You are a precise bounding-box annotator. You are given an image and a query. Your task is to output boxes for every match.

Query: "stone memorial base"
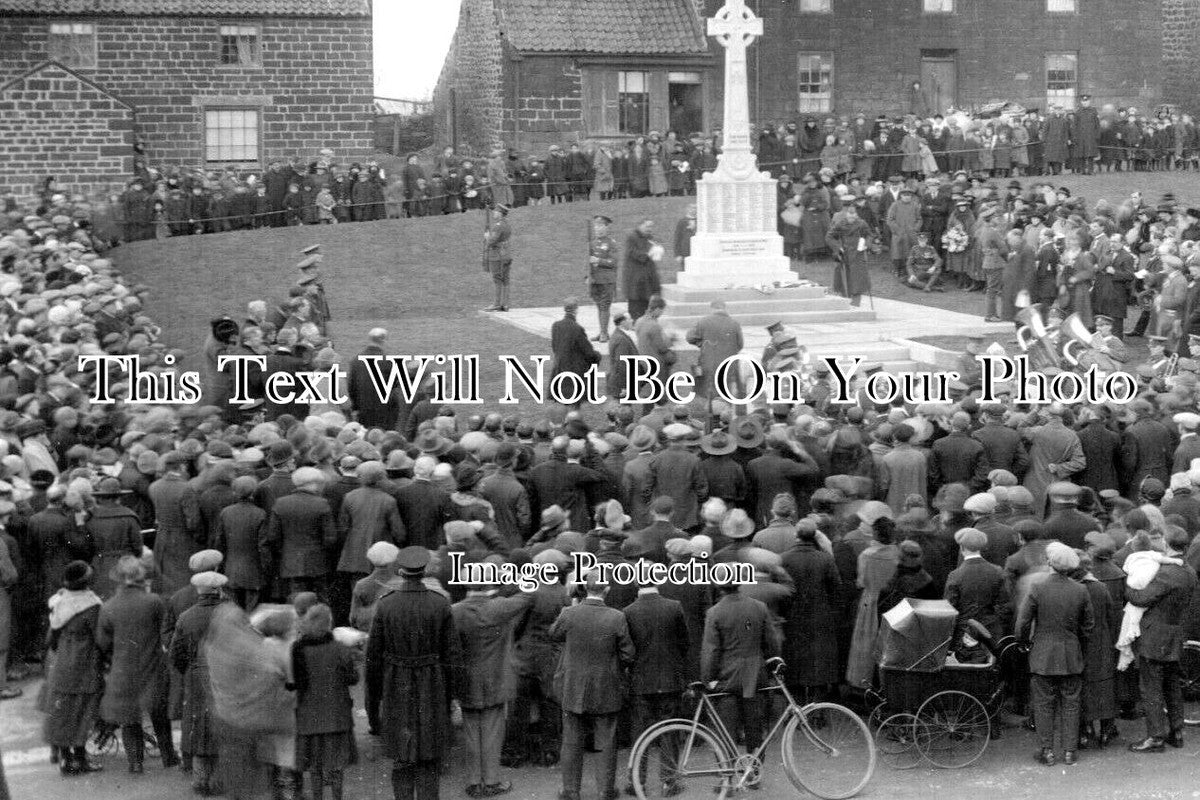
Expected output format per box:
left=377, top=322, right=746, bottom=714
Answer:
left=677, top=170, right=796, bottom=289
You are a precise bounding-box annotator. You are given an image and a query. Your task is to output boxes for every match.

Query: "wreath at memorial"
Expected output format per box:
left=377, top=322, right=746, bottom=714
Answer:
left=942, top=227, right=970, bottom=253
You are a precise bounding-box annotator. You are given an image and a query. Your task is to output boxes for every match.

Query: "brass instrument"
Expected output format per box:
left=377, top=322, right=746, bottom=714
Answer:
left=1059, top=313, right=1095, bottom=368
left=1015, top=304, right=1062, bottom=371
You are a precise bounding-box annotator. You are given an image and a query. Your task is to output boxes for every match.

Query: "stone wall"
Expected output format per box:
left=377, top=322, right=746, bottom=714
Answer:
left=734, top=0, right=1166, bottom=120
left=0, top=63, right=134, bottom=203
left=506, top=56, right=586, bottom=152
left=0, top=15, right=374, bottom=201
left=431, top=0, right=505, bottom=155
left=1163, top=0, right=1200, bottom=107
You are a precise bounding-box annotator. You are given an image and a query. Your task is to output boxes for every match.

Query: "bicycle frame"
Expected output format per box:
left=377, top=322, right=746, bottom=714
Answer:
left=683, top=676, right=813, bottom=791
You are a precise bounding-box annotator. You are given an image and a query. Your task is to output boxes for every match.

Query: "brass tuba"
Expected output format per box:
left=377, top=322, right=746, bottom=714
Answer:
left=1059, top=313, right=1095, bottom=367
left=1015, top=304, right=1061, bottom=371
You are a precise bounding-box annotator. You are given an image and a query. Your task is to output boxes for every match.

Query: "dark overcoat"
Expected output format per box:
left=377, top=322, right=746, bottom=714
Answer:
left=549, top=597, right=635, bottom=714
left=348, top=345, right=403, bottom=431
left=550, top=314, right=601, bottom=379
left=1015, top=571, right=1094, bottom=675
left=700, top=591, right=782, bottom=698
left=623, top=231, right=662, bottom=304
left=170, top=594, right=225, bottom=756
left=780, top=541, right=841, bottom=687
left=622, top=591, right=689, bottom=695
left=366, top=581, right=460, bottom=762
left=291, top=634, right=358, bottom=735
left=213, top=500, right=267, bottom=590
left=86, top=503, right=142, bottom=598
left=944, top=556, right=1008, bottom=639
left=511, top=581, right=570, bottom=693
left=263, top=490, right=338, bottom=579
left=451, top=592, right=533, bottom=709
left=97, top=585, right=169, bottom=724
left=149, top=474, right=203, bottom=596
left=1080, top=577, right=1118, bottom=721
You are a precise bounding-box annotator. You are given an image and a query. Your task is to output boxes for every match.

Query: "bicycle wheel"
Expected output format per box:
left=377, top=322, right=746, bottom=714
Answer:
left=874, top=713, right=925, bottom=771
left=915, top=690, right=989, bottom=769
left=1181, top=641, right=1200, bottom=726
left=781, top=702, right=876, bottom=800
left=630, top=721, right=733, bottom=800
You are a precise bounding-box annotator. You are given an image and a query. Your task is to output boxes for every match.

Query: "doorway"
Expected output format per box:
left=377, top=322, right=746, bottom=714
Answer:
left=920, top=51, right=957, bottom=114
left=669, top=71, right=704, bottom=135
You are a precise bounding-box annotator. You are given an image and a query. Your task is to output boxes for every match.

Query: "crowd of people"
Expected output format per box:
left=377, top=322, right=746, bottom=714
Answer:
left=36, top=95, right=1191, bottom=250
left=5, top=138, right=1200, bottom=800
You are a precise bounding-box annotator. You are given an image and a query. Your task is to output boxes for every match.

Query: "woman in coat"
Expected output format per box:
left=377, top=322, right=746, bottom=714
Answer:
left=43, top=561, right=104, bottom=776
left=780, top=523, right=841, bottom=702
left=798, top=174, right=831, bottom=259
left=845, top=517, right=900, bottom=689
left=290, top=604, right=358, bottom=800
left=899, top=130, right=923, bottom=178
left=96, top=556, right=176, bottom=773
left=1059, top=234, right=1096, bottom=327
left=1076, top=553, right=1120, bottom=748
left=86, top=478, right=143, bottom=598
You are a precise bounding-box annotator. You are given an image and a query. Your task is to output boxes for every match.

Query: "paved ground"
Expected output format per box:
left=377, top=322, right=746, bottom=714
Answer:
left=4, top=675, right=1200, bottom=800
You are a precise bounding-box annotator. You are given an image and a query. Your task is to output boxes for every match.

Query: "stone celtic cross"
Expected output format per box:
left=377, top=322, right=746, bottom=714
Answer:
left=708, top=0, right=763, bottom=177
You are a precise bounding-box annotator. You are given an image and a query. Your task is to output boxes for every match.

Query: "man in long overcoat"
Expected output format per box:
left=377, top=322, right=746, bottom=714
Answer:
left=169, top=571, right=228, bottom=794
left=149, top=452, right=203, bottom=596
left=622, top=582, right=689, bottom=776
left=1121, top=399, right=1177, bottom=501
left=550, top=299, right=600, bottom=404
left=886, top=188, right=921, bottom=280
left=1041, top=108, right=1071, bottom=174
left=825, top=204, right=872, bottom=307
left=261, top=467, right=338, bottom=599
left=623, top=219, right=663, bottom=322
left=1071, top=95, right=1101, bottom=174
left=685, top=300, right=744, bottom=400
left=1021, top=404, right=1086, bottom=515
left=549, top=570, right=635, bottom=800
left=366, top=546, right=461, bottom=800
left=348, top=328, right=404, bottom=431
left=97, top=556, right=177, bottom=772
left=780, top=523, right=841, bottom=701
left=1015, top=543, right=1094, bottom=766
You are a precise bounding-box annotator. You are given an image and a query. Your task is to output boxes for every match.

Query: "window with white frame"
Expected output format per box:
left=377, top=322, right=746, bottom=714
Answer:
left=797, top=53, right=833, bottom=113
left=1046, top=53, right=1078, bottom=110
left=923, top=0, right=954, bottom=12
left=1047, top=0, right=1077, bottom=11
left=47, top=22, right=97, bottom=69
left=799, top=0, right=832, bottom=13
left=618, top=70, right=651, bottom=135
left=219, top=24, right=261, bottom=65
left=204, top=109, right=260, bottom=163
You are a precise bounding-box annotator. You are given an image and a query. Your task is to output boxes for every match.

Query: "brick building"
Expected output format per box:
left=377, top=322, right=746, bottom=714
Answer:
left=437, top=0, right=1195, bottom=154
left=432, top=0, right=718, bottom=154
left=0, top=0, right=375, bottom=204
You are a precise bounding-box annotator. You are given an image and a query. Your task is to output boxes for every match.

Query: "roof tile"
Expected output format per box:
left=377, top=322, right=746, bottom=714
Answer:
left=500, top=0, right=708, bottom=55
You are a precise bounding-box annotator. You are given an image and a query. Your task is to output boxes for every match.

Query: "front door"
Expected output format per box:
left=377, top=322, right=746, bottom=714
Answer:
left=669, top=71, right=704, bottom=135
left=920, top=56, right=957, bottom=115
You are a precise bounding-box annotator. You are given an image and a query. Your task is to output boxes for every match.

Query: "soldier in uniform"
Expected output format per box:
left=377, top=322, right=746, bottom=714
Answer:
left=1147, top=335, right=1174, bottom=377
left=905, top=230, right=943, bottom=292
left=483, top=204, right=513, bottom=313
left=586, top=215, right=618, bottom=342
left=366, top=546, right=462, bottom=800
left=297, top=244, right=331, bottom=329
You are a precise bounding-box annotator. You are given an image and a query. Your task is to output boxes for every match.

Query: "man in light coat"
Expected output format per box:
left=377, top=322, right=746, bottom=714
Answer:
left=685, top=301, right=744, bottom=400
left=1021, top=404, right=1086, bottom=515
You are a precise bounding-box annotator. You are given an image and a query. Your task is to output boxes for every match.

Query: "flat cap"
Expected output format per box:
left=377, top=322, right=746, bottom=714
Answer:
left=188, top=549, right=224, bottom=572
left=954, top=527, right=989, bottom=551
left=1048, top=481, right=1081, bottom=499
left=366, top=541, right=400, bottom=567
left=964, top=493, right=998, bottom=514
left=191, top=571, right=228, bottom=591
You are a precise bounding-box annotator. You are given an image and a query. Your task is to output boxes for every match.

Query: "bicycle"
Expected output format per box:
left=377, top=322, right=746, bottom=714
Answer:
left=628, top=657, right=875, bottom=800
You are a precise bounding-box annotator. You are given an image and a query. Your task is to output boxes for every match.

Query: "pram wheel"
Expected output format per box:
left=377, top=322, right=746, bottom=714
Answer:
left=875, top=713, right=924, bottom=770
left=914, top=690, right=989, bottom=769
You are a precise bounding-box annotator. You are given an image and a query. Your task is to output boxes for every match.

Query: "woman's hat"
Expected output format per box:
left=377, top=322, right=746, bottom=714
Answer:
left=62, top=560, right=93, bottom=590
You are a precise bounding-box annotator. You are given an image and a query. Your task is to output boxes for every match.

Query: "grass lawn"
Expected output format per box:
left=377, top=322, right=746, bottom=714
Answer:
left=112, top=172, right=1200, bottom=415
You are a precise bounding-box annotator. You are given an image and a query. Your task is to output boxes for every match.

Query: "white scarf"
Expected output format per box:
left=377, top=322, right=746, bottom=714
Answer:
left=47, top=588, right=102, bottom=630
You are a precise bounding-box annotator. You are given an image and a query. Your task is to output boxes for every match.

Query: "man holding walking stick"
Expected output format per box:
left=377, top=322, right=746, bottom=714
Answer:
left=825, top=203, right=873, bottom=309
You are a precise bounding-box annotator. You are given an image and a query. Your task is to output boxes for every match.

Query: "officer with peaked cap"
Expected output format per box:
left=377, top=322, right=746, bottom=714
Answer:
left=366, top=545, right=462, bottom=800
